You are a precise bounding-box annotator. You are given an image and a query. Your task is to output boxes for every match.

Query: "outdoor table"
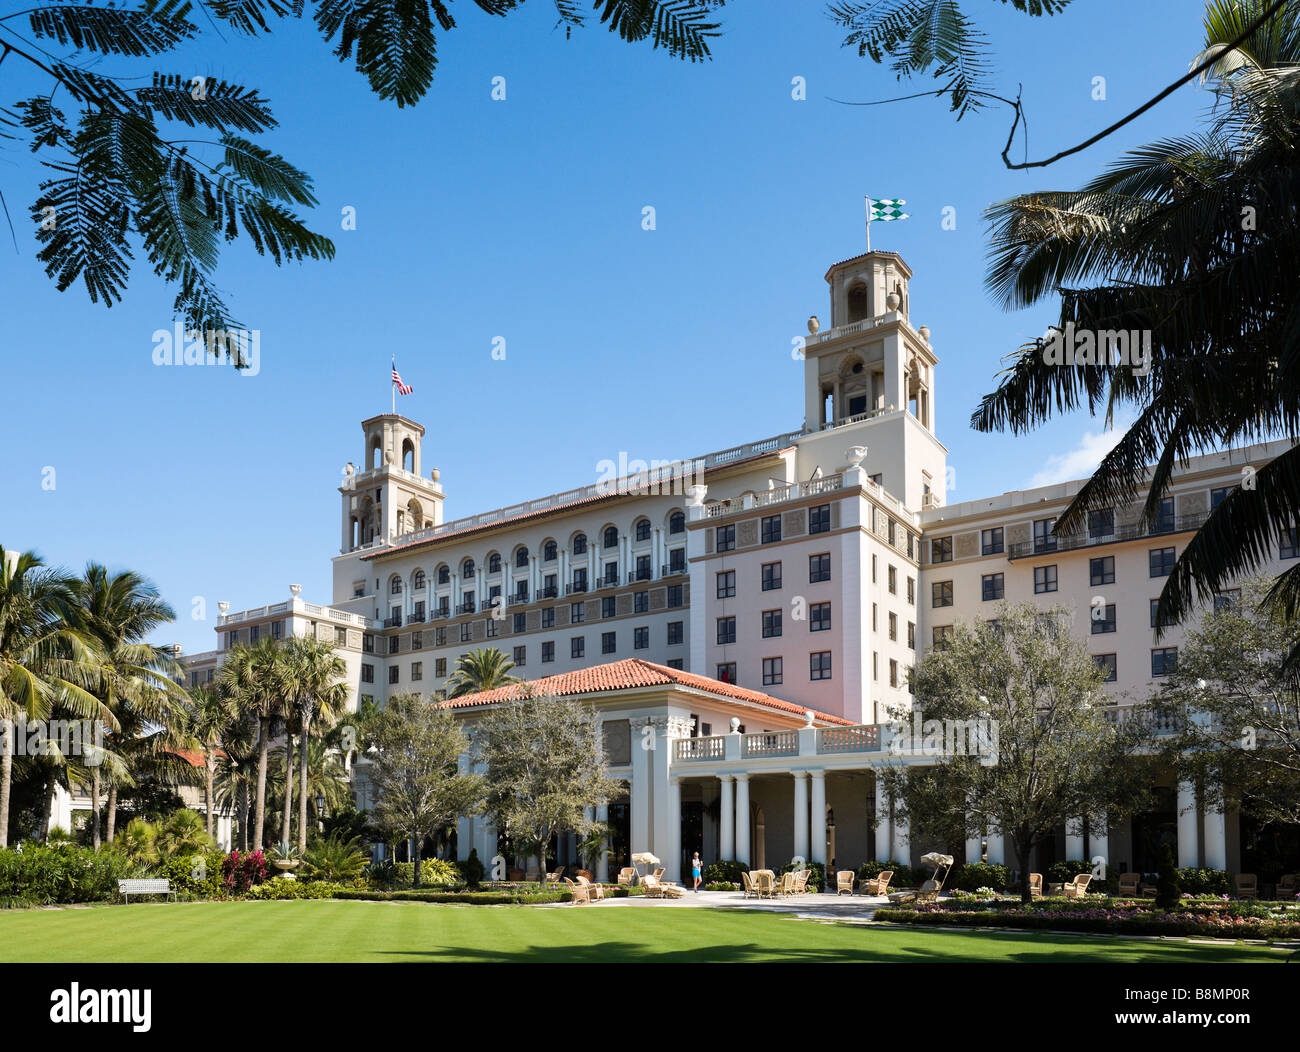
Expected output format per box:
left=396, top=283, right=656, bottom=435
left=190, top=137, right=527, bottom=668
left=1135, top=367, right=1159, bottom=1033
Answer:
left=1047, top=882, right=1064, bottom=896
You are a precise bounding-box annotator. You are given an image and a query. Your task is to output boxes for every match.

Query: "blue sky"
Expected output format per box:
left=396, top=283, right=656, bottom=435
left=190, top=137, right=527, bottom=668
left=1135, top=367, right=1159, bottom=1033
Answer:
left=1, top=0, right=1214, bottom=651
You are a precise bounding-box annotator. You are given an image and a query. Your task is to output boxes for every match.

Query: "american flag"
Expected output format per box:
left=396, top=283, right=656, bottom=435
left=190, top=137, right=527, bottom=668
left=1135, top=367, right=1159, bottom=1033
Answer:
left=391, top=361, right=413, bottom=395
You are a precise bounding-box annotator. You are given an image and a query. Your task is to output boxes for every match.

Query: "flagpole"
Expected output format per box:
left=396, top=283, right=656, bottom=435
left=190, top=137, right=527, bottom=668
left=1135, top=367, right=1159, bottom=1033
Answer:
left=865, top=196, right=871, bottom=253
left=391, top=356, right=396, bottom=415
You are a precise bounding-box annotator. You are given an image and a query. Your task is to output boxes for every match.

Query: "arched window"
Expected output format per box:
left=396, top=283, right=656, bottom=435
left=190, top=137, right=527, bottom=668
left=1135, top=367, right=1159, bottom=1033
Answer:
left=669, top=511, right=685, bottom=534
left=515, top=546, right=529, bottom=568
left=488, top=553, right=501, bottom=573
left=368, top=436, right=383, bottom=471
left=543, top=540, right=557, bottom=561
left=401, top=438, right=415, bottom=473
left=462, top=559, right=475, bottom=579
left=602, top=526, right=619, bottom=550
left=413, top=570, right=426, bottom=590
left=847, top=282, right=869, bottom=322
left=390, top=577, right=402, bottom=595
left=634, top=518, right=651, bottom=542
left=572, top=533, right=587, bottom=555
left=437, top=565, right=450, bottom=584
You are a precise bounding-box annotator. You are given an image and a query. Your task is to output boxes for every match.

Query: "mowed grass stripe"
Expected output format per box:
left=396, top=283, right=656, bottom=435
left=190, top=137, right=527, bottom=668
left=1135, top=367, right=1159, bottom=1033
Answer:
left=0, top=901, right=1288, bottom=964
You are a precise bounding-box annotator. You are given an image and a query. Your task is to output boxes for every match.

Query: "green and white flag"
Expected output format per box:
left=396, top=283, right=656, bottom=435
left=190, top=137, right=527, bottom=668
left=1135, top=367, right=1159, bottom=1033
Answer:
left=867, top=197, right=909, bottom=222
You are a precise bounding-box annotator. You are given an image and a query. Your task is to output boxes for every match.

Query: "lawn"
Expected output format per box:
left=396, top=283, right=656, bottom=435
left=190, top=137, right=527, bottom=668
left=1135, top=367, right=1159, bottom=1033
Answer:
left=0, top=901, right=1289, bottom=963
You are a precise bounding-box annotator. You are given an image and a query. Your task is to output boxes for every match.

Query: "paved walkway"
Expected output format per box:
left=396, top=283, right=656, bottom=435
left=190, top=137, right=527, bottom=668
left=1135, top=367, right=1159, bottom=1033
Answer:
left=560, top=889, right=891, bottom=921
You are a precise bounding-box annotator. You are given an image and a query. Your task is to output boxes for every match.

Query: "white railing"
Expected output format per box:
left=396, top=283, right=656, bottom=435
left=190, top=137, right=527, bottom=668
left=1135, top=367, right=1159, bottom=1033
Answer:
left=817, top=725, right=881, bottom=754
left=674, top=736, right=726, bottom=762
left=705, top=474, right=845, bottom=520
left=218, top=598, right=374, bottom=629
left=743, top=731, right=799, bottom=758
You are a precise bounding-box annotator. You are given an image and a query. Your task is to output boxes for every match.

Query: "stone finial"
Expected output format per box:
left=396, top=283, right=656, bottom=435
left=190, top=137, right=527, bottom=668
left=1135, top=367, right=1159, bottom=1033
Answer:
left=804, top=709, right=816, bottom=727
left=845, top=445, right=869, bottom=468
left=217, top=601, right=230, bottom=615
left=686, top=484, right=708, bottom=507
left=729, top=717, right=741, bottom=733
left=886, top=292, right=900, bottom=311
left=289, top=584, right=302, bottom=598
left=918, top=325, right=931, bottom=342
left=431, top=467, right=440, bottom=483
left=807, top=315, right=820, bottom=334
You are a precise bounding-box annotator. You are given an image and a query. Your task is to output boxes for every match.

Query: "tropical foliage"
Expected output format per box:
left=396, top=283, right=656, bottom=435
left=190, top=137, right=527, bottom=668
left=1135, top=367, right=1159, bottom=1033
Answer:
left=445, top=646, right=520, bottom=697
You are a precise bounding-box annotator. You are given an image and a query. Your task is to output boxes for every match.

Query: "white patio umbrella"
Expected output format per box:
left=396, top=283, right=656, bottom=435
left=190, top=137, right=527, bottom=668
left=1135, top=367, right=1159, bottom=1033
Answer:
left=631, top=853, right=661, bottom=880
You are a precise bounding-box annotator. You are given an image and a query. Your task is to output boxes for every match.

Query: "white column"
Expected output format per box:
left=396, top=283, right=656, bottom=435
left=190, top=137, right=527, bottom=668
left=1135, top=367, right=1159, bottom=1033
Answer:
left=1177, top=779, right=1199, bottom=869
left=1090, top=817, right=1110, bottom=875
left=665, top=778, right=682, bottom=883
left=630, top=719, right=651, bottom=857
left=596, top=803, right=610, bottom=882
left=986, top=831, right=1005, bottom=866
left=457, top=816, right=472, bottom=861
left=792, top=771, right=809, bottom=864
left=874, top=779, right=891, bottom=862
left=719, top=776, right=735, bottom=861
left=652, top=717, right=688, bottom=882
left=965, top=829, right=982, bottom=865
left=1066, top=817, right=1085, bottom=861
left=891, top=811, right=910, bottom=866
left=734, top=774, right=751, bottom=865
left=809, top=771, right=827, bottom=866
left=1204, top=804, right=1226, bottom=871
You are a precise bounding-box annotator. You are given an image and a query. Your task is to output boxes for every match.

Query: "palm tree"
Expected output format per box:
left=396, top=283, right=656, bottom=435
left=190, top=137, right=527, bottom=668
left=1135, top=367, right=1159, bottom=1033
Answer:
left=445, top=647, right=520, bottom=698
left=215, top=725, right=258, bottom=852
left=0, top=547, right=104, bottom=847
left=280, top=636, right=348, bottom=852
left=68, top=564, right=186, bottom=849
left=219, top=638, right=285, bottom=850
left=184, top=685, right=237, bottom=841
left=972, top=0, right=1300, bottom=659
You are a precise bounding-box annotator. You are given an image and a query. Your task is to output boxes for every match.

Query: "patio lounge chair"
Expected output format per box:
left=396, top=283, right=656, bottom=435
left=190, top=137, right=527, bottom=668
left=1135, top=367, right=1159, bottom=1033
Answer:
left=616, top=868, right=636, bottom=886
left=563, top=878, right=590, bottom=905
left=836, top=871, right=855, bottom=896
left=1116, top=872, right=1141, bottom=897
left=1028, top=873, right=1042, bottom=899
left=889, top=879, right=939, bottom=906
left=1278, top=874, right=1298, bottom=900
left=1234, top=873, right=1258, bottom=900
left=793, top=870, right=811, bottom=894
left=545, top=867, right=565, bottom=884
left=641, top=874, right=685, bottom=899
left=741, top=872, right=757, bottom=899
left=576, top=876, right=604, bottom=901
left=863, top=870, right=893, bottom=896
left=1062, top=874, right=1092, bottom=899
left=652, top=867, right=666, bottom=882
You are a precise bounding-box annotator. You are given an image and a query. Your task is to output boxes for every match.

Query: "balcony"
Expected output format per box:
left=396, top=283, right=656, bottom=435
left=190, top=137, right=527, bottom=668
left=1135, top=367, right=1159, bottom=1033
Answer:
left=455, top=600, right=476, bottom=615
left=382, top=614, right=402, bottom=628
left=742, top=731, right=799, bottom=758
left=661, top=564, right=687, bottom=578
left=674, top=736, right=725, bottom=762
left=706, top=474, right=844, bottom=519
left=565, top=581, right=588, bottom=595
left=537, top=585, right=558, bottom=600
left=817, top=725, right=881, bottom=753
left=627, top=569, right=653, bottom=584
left=1007, top=512, right=1208, bottom=560
left=509, top=593, right=529, bottom=607
left=408, top=611, right=426, bottom=624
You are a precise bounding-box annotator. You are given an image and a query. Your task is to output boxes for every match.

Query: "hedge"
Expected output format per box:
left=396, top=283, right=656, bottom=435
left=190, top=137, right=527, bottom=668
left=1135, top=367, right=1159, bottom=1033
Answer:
left=874, top=906, right=1300, bottom=941
left=858, top=860, right=915, bottom=889
left=0, top=844, right=143, bottom=907
left=333, top=887, right=569, bottom=905
left=951, top=862, right=1010, bottom=892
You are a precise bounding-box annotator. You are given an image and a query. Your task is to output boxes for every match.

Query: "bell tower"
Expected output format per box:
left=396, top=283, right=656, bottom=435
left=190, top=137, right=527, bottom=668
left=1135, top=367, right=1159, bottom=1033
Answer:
left=340, top=414, right=445, bottom=551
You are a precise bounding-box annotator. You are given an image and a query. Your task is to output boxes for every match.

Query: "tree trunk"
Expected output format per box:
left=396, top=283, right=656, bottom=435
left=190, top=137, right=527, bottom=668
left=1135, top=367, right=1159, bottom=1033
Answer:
left=204, top=755, right=215, bottom=840
left=253, top=716, right=270, bottom=851
left=1017, top=833, right=1033, bottom=905
left=0, top=726, right=12, bottom=849
left=239, top=783, right=249, bottom=851
left=106, top=783, right=118, bottom=843
left=91, top=767, right=102, bottom=851
left=297, top=719, right=311, bottom=854
left=279, top=734, right=293, bottom=847
left=40, top=779, right=55, bottom=841
left=412, top=835, right=423, bottom=888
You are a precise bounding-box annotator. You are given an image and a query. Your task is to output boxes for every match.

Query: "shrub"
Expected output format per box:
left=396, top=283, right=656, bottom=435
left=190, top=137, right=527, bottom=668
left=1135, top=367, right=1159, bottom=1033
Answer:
left=300, top=835, right=368, bottom=883
left=952, top=862, right=1010, bottom=892
left=0, top=843, right=142, bottom=906
left=1155, top=844, right=1182, bottom=910
left=1046, top=859, right=1094, bottom=885
left=703, top=882, right=740, bottom=892
left=779, top=859, right=825, bottom=890
left=702, top=860, right=747, bottom=884
left=222, top=850, right=267, bottom=893
left=460, top=848, right=485, bottom=888
left=392, top=858, right=461, bottom=887
left=858, top=859, right=914, bottom=888
left=156, top=851, right=226, bottom=899
left=247, top=880, right=345, bottom=900
left=1177, top=868, right=1231, bottom=897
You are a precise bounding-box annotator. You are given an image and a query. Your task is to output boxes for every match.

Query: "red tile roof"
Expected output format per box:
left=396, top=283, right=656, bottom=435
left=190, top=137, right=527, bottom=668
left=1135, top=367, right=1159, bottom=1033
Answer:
left=438, top=657, right=853, bottom=724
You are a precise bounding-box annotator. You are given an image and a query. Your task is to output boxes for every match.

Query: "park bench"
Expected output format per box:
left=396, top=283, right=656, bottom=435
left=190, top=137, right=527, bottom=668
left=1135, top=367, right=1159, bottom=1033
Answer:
left=117, top=878, right=176, bottom=902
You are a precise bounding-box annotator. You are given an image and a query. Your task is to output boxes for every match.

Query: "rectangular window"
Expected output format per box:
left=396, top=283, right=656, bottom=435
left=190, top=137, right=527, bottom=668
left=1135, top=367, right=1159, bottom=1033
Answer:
left=602, top=631, right=616, bottom=655
left=906, top=577, right=915, bottom=605
left=540, top=607, right=555, bottom=629
left=513, top=645, right=526, bottom=666
left=249, top=624, right=260, bottom=643
left=762, top=609, right=782, bottom=638
left=716, top=524, right=736, bottom=552
left=571, top=602, right=585, bottom=624
left=667, top=621, right=683, bottom=645
left=809, top=504, right=831, bottom=534
left=809, top=553, right=831, bottom=583
left=888, top=612, right=897, bottom=642
left=1154, top=496, right=1176, bottom=534
left=669, top=548, right=686, bottom=573
left=1094, top=653, right=1118, bottom=682
left=907, top=621, right=915, bottom=650
left=1091, top=603, right=1117, bottom=634
left=459, top=623, right=472, bottom=643
left=603, top=562, right=618, bottom=586
left=1213, top=588, right=1240, bottom=612
left=485, top=618, right=500, bottom=638
left=1210, top=486, right=1233, bottom=510
left=810, top=602, right=831, bottom=632
left=362, top=634, right=374, bottom=654
left=513, top=612, right=526, bottom=633
left=1151, top=647, right=1178, bottom=678
left=411, top=662, right=422, bottom=682
left=388, top=636, right=399, bottom=655
left=716, top=570, right=736, bottom=599
left=602, top=596, right=616, bottom=619
left=1149, top=546, right=1176, bottom=578
left=1088, top=508, right=1115, bottom=538
left=932, top=580, right=953, bottom=608
left=435, top=658, right=446, bottom=677
left=761, top=515, right=782, bottom=544
left=887, top=565, right=897, bottom=594
left=981, top=527, right=1004, bottom=556
left=716, top=662, right=737, bottom=683
left=1033, top=564, right=1058, bottom=594
left=1149, top=598, right=1176, bottom=629
left=411, top=630, right=422, bottom=651
left=982, top=573, right=1004, bottom=602
left=435, top=628, right=446, bottom=647
left=1034, top=517, right=1057, bottom=553
left=1282, top=526, right=1300, bottom=560
left=762, top=657, right=783, bottom=686
left=361, top=663, right=374, bottom=684
left=633, top=626, right=649, bottom=650
left=667, top=584, right=683, bottom=608
left=761, top=562, right=782, bottom=591
left=932, top=625, right=952, bottom=648
left=889, top=659, right=898, bottom=688
left=810, top=651, right=832, bottom=681
left=633, top=590, right=649, bottom=613
left=1089, top=556, right=1115, bottom=586
left=571, top=636, right=585, bottom=659
left=716, top=616, right=736, bottom=645
left=388, top=666, right=399, bottom=685
left=931, top=536, right=953, bottom=564
left=541, top=641, right=555, bottom=663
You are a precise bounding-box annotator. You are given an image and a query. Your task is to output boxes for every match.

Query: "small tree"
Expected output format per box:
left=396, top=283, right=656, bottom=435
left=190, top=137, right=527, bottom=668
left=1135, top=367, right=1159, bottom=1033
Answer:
left=367, top=694, right=484, bottom=889
left=477, top=688, right=621, bottom=882
left=884, top=603, right=1156, bottom=903
left=1155, top=842, right=1182, bottom=910
left=1156, top=577, right=1300, bottom=832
